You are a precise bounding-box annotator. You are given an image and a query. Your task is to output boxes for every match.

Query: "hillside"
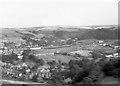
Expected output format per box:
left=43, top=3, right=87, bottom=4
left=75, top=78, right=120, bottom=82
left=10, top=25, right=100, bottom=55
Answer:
left=1, top=25, right=118, bottom=45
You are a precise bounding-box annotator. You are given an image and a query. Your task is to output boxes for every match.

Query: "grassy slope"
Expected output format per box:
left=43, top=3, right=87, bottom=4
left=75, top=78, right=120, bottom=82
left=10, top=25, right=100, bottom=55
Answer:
left=99, top=77, right=119, bottom=84
left=1, top=26, right=118, bottom=42
left=52, top=29, right=118, bottom=41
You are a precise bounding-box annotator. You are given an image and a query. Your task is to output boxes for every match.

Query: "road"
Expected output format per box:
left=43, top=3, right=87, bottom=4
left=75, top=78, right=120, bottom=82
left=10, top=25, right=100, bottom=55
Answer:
left=1, top=79, right=46, bottom=84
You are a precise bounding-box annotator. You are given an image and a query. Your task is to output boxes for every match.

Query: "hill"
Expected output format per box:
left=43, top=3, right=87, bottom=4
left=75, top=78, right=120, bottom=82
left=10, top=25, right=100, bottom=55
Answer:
left=1, top=25, right=118, bottom=45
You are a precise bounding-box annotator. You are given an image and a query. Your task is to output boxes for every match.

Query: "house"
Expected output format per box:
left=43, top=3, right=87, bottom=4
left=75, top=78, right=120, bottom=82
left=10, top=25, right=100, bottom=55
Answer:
left=40, top=68, right=51, bottom=78
left=64, top=78, right=72, bottom=84
left=113, top=53, right=119, bottom=57
left=26, top=69, right=31, bottom=73
left=103, top=43, right=107, bottom=47
left=37, top=65, right=51, bottom=78
left=61, top=40, right=66, bottom=43
left=17, top=55, right=23, bottom=60
left=105, top=54, right=113, bottom=58
left=98, top=40, right=104, bottom=45
left=114, top=46, right=120, bottom=50
left=30, top=47, right=42, bottom=50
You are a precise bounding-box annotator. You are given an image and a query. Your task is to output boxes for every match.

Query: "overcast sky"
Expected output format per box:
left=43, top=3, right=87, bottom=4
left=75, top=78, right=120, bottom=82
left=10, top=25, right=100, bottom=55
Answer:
left=0, top=0, right=118, bottom=28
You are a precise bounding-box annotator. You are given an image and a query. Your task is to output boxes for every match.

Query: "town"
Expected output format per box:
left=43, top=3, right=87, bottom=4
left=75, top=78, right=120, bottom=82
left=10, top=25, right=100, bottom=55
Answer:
left=1, top=26, right=120, bottom=85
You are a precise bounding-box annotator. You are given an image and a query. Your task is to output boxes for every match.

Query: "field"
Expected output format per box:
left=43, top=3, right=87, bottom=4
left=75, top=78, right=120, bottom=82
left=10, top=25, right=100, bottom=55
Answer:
left=99, top=77, right=119, bottom=84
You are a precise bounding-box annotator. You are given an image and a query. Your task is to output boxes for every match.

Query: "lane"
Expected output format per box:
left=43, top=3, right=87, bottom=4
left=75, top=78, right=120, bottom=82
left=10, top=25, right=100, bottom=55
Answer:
left=1, top=79, right=46, bottom=84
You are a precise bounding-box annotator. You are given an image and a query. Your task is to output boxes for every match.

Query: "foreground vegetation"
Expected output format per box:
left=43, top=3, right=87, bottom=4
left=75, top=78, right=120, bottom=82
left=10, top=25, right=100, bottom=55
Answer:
left=2, top=49, right=120, bottom=85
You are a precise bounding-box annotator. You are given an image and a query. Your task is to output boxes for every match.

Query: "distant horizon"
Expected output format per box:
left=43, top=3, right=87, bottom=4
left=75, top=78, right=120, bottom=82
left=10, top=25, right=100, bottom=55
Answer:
left=0, top=24, right=118, bottom=29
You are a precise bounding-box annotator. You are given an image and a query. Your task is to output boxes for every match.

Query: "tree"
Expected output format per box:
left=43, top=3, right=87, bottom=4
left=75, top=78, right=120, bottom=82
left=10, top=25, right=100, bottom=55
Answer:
left=81, top=58, right=92, bottom=71
left=90, top=51, right=105, bottom=59
left=87, top=64, right=104, bottom=83
left=103, top=60, right=115, bottom=76
left=103, top=58, right=120, bottom=77
left=22, top=49, right=31, bottom=62
left=47, top=60, right=57, bottom=67
left=69, top=59, right=79, bottom=68
left=68, top=60, right=82, bottom=79
left=36, top=59, right=45, bottom=66
left=88, top=74, right=97, bottom=82
left=51, top=70, right=63, bottom=84
left=2, top=53, right=18, bottom=63
left=72, top=69, right=87, bottom=83
left=111, top=68, right=120, bottom=77
left=11, top=52, right=19, bottom=61
left=30, top=74, right=38, bottom=82
left=58, top=59, right=62, bottom=65
left=28, top=54, right=37, bottom=62
left=28, top=55, right=45, bottom=67
left=82, top=77, right=94, bottom=84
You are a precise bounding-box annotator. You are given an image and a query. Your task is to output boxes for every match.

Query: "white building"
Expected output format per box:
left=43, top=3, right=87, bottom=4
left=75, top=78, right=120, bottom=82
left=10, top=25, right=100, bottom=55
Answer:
left=30, top=47, right=42, bottom=50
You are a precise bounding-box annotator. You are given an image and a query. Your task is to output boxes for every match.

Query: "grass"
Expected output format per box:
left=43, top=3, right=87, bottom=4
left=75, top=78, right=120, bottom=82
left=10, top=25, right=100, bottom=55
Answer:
left=37, top=55, right=77, bottom=63
left=99, top=76, right=119, bottom=84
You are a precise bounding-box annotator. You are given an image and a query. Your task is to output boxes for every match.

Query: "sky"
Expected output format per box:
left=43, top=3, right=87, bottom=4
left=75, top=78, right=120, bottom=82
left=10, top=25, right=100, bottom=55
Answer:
left=0, top=0, right=118, bottom=28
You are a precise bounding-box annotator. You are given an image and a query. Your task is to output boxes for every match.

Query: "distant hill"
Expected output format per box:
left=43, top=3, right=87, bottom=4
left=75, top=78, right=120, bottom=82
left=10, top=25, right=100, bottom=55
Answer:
left=81, top=29, right=118, bottom=40
left=1, top=25, right=118, bottom=44
left=53, top=29, right=118, bottom=40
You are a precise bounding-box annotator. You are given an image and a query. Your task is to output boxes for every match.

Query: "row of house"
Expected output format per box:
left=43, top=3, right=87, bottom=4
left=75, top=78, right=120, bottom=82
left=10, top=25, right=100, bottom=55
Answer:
left=105, top=53, right=119, bottom=58
left=98, top=40, right=120, bottom=50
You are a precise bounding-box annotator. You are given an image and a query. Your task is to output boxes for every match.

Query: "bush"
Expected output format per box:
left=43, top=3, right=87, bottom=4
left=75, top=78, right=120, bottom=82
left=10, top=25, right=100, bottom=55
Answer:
left=82, top=77, right=94, bottom=84
left=36, top=59, right=45, bottom=66
left=103, top=58, right=120, bottom=77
